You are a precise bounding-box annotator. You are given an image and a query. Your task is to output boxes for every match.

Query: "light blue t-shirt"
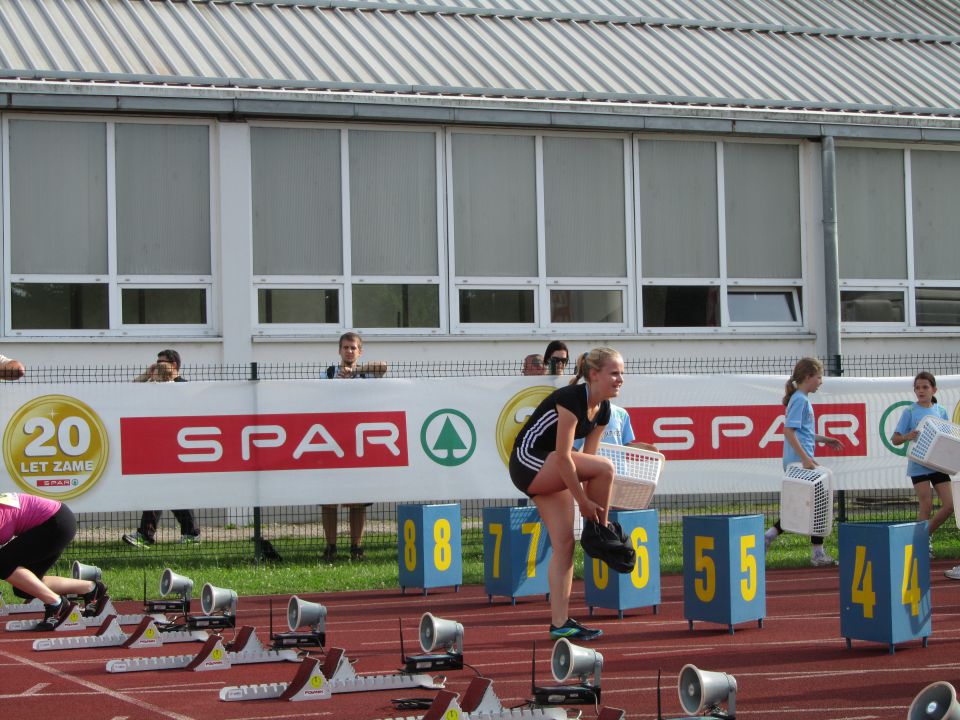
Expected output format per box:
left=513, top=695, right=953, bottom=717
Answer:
left=573, top=404, right=634, bottom=450
left=782, top=390, right=815, bottom=469
left=895, top=402, right=949, bottom=477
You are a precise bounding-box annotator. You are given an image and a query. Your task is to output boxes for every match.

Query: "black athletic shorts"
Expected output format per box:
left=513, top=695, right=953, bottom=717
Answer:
left=0, top=504, right=77, bottom=599
left=509, top=447, right=550, bottom=498
left=912, top=471, right=951, bottom=487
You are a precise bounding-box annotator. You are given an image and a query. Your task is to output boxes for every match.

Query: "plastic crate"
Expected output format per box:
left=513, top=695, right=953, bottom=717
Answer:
left=597, top=443, right=665, bottom=510
left=780, top=465, right=834, bottom=537
left=909, top=415, right=960, bottom=476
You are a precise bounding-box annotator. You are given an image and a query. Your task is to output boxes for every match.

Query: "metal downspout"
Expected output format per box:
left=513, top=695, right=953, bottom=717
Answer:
left=821, top=136, right=842, bottom=376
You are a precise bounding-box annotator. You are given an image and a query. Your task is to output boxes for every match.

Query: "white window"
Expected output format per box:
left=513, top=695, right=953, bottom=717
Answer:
left=4, top=117, right=214, bottom=335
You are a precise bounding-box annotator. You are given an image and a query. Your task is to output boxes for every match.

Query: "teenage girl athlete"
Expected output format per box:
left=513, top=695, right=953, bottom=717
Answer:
left=891, top=372, right=954, bottom=565
left=509, top=347, right=621, bottom=641
left=764, top=357, right=844, bottom=567
left=0, top=492, right=108, bottom=630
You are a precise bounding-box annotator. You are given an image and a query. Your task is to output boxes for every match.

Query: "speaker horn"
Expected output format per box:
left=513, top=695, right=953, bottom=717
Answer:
left=678, top=664, right=737, bottom=718
left=909, top=682, right=960, bottom=720
left=201, top=583, right=237, bottom=616
left=419, top=613, right=464, bottom=654
left=287, top=595, right=326, bottom=632
left=72, top=561, right=101, bottom=582
left=551, top=638, right=603, bottom=686
left=159, top=569, right=194, bottom=601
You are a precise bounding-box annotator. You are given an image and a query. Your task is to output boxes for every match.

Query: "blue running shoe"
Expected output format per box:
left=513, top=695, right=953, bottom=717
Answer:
left=549, top=618, right=603, bottom=641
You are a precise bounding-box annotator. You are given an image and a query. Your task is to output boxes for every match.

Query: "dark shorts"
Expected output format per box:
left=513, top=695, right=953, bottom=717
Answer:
left=0, top=504, right=76, bottom=599
left=912, top=471, right=951, bottom=487
left=509, top=447, right=550, bottom=498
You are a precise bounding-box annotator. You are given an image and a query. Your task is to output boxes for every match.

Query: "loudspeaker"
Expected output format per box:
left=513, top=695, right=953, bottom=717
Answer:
left=909, top=682, right=960, bottom=720
left=551, top=638, right=603, bottom=685
left=287, top=595, right=326, bottom=631
left=159, top=569, right=194, bottom=600
left=201, top=583, right=237, bottom=615
left=72, top=561, right=101, bottom=582
left=678, top=664, right=737, bottom=717
left=419, top=613, right=464, bottom=654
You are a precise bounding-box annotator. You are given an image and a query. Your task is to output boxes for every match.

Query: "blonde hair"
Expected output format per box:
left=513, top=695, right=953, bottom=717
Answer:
left=570, top=347, right=622, bottom=385
left=784, top=357, right=823, bottom=405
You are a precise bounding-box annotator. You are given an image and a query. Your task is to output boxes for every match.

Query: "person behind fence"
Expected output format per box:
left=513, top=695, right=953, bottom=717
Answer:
left=522, top=353, right=545, bottom=376
left=122, top=349, right=201, bottom=547
left=509, top=346, right=625, bottom=641
left=764, top=357, right=844, bottom=567
left=891, top=371, right=954, bottom=566
left=543, top=340, right=569, bottom=375
left=321, top=332, right=387, bottom=561
left=0, top=492, right=108, bottom=630
left=0, top=353, right=24, bottom=380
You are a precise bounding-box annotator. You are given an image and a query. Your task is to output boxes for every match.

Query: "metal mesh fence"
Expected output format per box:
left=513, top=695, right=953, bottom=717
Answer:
left=39, top=353, right=954, bottom=562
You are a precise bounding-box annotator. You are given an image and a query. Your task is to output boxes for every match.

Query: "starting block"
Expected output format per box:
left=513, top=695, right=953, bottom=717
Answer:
left=105, top=626, right=299, bottom=672
left=0, top=597, right=44, bottom=616
left=33, top=614, right=205, bottom=651
left=6, top=599, right=157, bottom=632
left=379, top=679, right=570, bottom=720
left=219, top=647, right=446, bottom=701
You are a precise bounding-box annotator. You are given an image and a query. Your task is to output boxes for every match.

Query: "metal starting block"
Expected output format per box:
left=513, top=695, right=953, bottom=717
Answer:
left=6, top=599, right=161, bottom=632
left=0, top=597, right=45, bottom=616
left=219, top=647, right=446, bottom=702
left=378, top=680, right=573, bottom=720
left=32, top=614, right=207, bottom=651
left=105, top=626, right=298, bottom=673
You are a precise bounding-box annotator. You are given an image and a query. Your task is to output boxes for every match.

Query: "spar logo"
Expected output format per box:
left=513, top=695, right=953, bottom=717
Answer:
left=120, top=411, right=408, bottom=474
left=3, top=394, right=109, bottom=500
left=420, top=409, right=476, bottom=467
left=879, top=397, right=960, bottom=456
left=495, top=386, right=554, bottom=466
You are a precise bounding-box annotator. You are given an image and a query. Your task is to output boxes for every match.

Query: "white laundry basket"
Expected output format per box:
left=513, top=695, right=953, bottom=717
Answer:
left=780, top=464, right=834, bottom=537
left=909, top=415, right=960, bottom=476
left=597, top=443, right=665, bottom=510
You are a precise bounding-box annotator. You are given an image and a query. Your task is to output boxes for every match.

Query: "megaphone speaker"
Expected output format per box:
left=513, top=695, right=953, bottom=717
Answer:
left=419, top=613, right=463, bottom=654
left=159, top=569, right=194, bottom=600
left=678, top=664, right=737, bottom=716
left=909, top=682, right=960, bottom=720
left=72, top=561, right=102, bottom=582
left=201, top=583, right=238, bottom=615
left=551, top=638, right=603, bottom=684
left=287, top=595, right=326, bottom=631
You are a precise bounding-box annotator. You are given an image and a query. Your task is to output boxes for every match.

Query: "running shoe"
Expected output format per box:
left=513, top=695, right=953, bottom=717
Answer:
left=179, top=534, right=201, bottom=545
left=350, top=544, right=365, bottom=560
left=34, top=599, right=75, bottom=631
left=81, top=580, right=109, bottom=617
left=945, top=565, right=960, bottom=580
left=321, top=544, right=337, bottom=561
left=122, top=531, right=153, bottom=548
left=549, top=618, right=603, bottom=641
left=811, top=551, right=838, bottom=567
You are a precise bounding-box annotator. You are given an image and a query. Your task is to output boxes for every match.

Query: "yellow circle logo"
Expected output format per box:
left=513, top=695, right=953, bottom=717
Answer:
left=310, top=674, right=324, bottom=688
left=3, top=395, right=109, bottom=500
left=953, top=400, right=960, bottom=425
left=495, top=386, right=554, bottom=466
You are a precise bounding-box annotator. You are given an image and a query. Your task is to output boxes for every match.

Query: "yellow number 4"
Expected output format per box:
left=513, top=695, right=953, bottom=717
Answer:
left=851, top=545, right=876, bottom=619
left=901, top=544, right=921, bottom=617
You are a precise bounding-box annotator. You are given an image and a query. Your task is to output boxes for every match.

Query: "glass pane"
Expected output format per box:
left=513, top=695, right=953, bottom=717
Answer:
left=116, top=124, right=211, bottom=275
left=257, top=288, right=339, bottom=324
left=911, top=151, right=960, bottom=281
left=837, top=147, right=906, bottom=279
left=11, top=283, right=108, bottom=330
left=642, top=286, right=719, bottom=327
left=543, top=137, right=626, bottom=278
left=459, top=289, right=535, bottom=323
left=840, top=290, right=905, bottom=322
left=252, top=127, right=342, bottom=275
left=724, top=143, right=800, bottom=279
left=452, top=133, right=537, bottom=277
left=916, top=288, right=960, bottom=326
left=350, top=131, right=437, bottom=275
left=353, top=284, right=439, bottom=328
left=9, top=120, right=107, bottom=274
left=550, top=289, right=623, bottom=323
left=638, top=139, right=719, bottom=278
left=121, top=288, right=207, bottom=324
left=728, top=291, right=798, bottom=323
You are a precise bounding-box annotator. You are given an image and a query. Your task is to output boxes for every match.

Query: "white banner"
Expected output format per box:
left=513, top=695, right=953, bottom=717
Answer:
left=0, top=374, right=954, bottom=512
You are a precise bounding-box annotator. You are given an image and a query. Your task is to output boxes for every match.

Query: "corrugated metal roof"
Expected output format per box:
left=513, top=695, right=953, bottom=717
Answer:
left=0, top=0, right=959, bottom=118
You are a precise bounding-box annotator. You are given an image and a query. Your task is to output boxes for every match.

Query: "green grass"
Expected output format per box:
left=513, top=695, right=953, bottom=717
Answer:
left=8, top=518, right=960, bottom=603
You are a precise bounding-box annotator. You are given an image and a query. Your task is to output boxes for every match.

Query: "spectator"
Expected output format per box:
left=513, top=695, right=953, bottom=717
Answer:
left=0, top=353, right=25, bottom=380
left=123, top=349, right=201, bottom=548
left=544, top=340, right=570, bottom=375
left=522, top=353, right=545, bottom=376
left=322, top=332, right=387, bottom=561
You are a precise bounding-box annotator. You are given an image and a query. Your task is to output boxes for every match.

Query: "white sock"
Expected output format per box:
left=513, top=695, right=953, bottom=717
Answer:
left=812, top=546, right=826, bottom=557
left=764, top=527, right=779, bottom=542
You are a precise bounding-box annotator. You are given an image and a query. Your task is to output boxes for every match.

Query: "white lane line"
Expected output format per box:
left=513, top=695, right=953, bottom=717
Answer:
left=21, top=683, right=49, bottom=695
left=0, top=650, right=196, bottom=720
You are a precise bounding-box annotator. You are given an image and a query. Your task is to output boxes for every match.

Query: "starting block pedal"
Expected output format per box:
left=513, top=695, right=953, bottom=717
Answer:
left=106, top=627, right=298, bottom=673
left=219, top=647, right=446, bottom=702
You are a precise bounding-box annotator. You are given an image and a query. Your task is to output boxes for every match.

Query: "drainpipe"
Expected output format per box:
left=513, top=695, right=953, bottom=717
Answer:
left=821, top=136, right=842, bottom=377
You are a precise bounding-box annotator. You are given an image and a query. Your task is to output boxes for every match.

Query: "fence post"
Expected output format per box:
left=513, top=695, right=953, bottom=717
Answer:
left=832, top=354, right=847, bottom=524
left=250, top=361, right=264, bottom=562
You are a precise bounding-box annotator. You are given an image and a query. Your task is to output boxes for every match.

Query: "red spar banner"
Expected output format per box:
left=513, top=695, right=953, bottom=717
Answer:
left=120, top=411, right=409, bottom=474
